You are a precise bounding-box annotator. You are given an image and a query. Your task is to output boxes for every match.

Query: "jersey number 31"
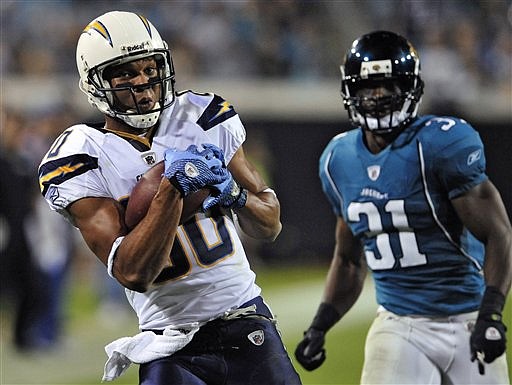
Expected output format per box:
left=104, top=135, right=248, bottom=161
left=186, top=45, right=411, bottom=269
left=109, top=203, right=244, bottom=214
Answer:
left=349, top=200, right=427, bottom=270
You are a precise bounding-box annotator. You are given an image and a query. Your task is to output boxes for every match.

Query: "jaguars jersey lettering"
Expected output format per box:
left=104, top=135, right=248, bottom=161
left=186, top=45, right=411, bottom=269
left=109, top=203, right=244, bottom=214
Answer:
left=319, top=115, right=487, bottom=316
left=38, top=91, right=259, bottom=329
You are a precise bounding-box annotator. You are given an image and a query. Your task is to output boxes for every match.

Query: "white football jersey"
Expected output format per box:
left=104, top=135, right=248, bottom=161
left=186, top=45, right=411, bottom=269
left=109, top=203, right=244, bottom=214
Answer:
left=38, top=91, right=261, bottom=329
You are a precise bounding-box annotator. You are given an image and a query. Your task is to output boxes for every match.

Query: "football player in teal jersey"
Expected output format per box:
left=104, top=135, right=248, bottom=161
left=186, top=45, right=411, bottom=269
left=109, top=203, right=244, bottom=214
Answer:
left=295, top=31, right=511, bottom=384
left=38, top=11, right=300, bottom=385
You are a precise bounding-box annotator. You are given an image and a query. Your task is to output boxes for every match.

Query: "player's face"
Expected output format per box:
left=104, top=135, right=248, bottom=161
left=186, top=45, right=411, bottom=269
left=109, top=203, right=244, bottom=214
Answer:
left=355, top=80, right=401, bottom=118
left=106, top=57, right=162, bottom=113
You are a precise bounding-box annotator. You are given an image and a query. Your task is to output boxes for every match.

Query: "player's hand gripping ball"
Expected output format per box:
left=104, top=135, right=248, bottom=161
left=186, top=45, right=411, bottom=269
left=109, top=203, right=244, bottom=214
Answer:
left=124, top=160, right=210, bottom=229
left=199, top=143, right=247, bottom=211
left=163, top=144, right=228, bottom=196
left=202, top=173, right=247, bottom=211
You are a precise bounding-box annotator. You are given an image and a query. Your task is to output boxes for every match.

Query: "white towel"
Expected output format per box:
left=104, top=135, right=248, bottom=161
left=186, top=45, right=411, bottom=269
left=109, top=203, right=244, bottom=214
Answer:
left=102, top=326, right=199, bottom=382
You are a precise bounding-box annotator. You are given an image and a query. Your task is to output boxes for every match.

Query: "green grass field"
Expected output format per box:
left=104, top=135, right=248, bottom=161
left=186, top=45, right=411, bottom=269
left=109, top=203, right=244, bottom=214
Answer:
left=1, top=265, right=510, bottom=384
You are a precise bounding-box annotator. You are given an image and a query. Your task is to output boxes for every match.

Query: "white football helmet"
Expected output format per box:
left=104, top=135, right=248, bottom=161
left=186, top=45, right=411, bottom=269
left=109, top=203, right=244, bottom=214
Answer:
left=76, top=11, right=175, bottom=130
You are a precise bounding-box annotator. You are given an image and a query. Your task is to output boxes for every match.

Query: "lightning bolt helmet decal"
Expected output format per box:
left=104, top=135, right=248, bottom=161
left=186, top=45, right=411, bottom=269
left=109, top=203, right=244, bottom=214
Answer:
left=83, top=20, right=113, bottom=47
left=137, top=14, right=152, bottom=38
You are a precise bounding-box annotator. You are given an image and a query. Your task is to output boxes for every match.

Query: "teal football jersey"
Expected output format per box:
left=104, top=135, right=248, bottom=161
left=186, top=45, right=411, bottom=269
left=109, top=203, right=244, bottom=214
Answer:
left=319, top=115, right=487, bottom=315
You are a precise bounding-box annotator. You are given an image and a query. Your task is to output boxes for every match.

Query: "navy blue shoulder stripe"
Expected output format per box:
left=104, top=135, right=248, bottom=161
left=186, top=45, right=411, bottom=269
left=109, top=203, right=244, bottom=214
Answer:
left=196, top=94, right=237, bottom=131
left=39, top=153, right=98, bottom=196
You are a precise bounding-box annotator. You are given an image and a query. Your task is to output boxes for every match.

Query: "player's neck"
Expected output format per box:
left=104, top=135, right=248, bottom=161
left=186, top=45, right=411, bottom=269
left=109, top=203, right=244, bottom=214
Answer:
left=104, top=115, right=157, bottom=138
left=363, top=129, right=402, bottom=154
left=364, top=131, right=391, bottom=154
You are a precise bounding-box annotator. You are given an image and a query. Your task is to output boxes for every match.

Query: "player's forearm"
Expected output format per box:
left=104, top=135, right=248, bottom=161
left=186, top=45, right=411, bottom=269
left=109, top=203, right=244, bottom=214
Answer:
left=453, top=180, right=512, bottom=296
left=236, top=189, right=282, bottom=241
left=323, top=251, right=367, bottom=319
left=483, top=235, right=512, bottom=296
left=307, top=253, right=366, bottom=335
left=115, top=180, right=182, bottom=291
left=479, top=194, right=512, bottom=296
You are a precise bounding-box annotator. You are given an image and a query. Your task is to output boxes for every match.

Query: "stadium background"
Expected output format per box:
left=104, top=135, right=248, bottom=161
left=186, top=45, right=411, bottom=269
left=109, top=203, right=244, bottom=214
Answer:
left=1, top=1, right=511, bottom=384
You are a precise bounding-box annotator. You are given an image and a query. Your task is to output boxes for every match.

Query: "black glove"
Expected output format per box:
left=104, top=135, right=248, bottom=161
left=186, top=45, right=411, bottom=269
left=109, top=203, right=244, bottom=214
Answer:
left=295, top=302, right=340, bottom=371
left=470, top=286, right=507, bottom=375
left=295, top=328, right=326, bottom=371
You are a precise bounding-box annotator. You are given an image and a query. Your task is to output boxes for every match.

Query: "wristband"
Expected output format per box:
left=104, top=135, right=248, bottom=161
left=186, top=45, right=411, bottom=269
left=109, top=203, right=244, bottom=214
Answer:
left=311, top=302, right=341, bottom=332
left=478, top=286, right=506, bottom=321
left=262, top=187, right=277, bottom=197
left=107, top=236, right=125, bottom=279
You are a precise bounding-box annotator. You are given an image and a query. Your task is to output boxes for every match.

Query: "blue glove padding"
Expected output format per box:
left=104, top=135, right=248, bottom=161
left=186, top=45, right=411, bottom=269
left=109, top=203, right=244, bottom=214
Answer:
left=202, top=170, right=247, bottom=211
left=202, top=143, right=226, bottom=165
left=164, top=145, right=228, bottom=196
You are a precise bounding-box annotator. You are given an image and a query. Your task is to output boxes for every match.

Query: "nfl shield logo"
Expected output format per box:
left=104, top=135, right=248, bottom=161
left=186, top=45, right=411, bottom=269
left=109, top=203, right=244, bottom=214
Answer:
left=367, top=165, right=381, bottom=181
left=142, top=152, right=156, bottom=165
left=247, top=330, right=264, bottom=346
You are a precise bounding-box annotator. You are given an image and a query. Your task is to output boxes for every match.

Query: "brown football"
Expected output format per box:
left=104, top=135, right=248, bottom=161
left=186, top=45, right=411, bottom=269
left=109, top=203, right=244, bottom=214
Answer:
left=125, top=160, right=210, bottom=229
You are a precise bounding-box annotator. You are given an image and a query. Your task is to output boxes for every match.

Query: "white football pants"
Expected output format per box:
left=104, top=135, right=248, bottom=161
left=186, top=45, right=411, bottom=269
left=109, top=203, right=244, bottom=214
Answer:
left=361, top=309, right=510, bottom=384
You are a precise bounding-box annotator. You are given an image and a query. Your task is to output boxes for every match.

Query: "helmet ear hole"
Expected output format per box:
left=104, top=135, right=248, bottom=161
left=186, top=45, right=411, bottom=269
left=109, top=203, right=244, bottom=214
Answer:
left=91, top=87, right=105, bottom=98
left=80, top=79, right=102, bottom=98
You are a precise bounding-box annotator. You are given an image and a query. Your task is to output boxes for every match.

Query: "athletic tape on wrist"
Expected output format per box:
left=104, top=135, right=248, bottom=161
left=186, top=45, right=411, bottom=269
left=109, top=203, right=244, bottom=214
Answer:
left=311, top=302, right=341, bottom=332
left=107, top=236, right=125, bottom=279
left=262, top=187, right=276, bottom=197
left=479, top=286, right=506, bottom=320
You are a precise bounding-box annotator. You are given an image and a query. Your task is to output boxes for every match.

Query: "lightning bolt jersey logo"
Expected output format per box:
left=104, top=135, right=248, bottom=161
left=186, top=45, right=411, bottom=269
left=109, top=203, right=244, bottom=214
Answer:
left=196, top=95, right=237, bottom=131
left=38, top=154, right=98, bottom=196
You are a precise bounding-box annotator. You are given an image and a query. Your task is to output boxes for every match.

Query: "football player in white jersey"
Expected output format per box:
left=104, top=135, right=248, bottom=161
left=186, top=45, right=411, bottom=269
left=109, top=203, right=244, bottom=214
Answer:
left=295, top=31, right=511, bottom=384
left=38, top=11, right=301, bottom=385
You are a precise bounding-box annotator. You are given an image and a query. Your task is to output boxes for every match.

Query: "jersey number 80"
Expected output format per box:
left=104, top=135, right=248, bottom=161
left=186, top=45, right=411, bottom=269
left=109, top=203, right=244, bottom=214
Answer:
left=154, top=216, right=234, bottom=283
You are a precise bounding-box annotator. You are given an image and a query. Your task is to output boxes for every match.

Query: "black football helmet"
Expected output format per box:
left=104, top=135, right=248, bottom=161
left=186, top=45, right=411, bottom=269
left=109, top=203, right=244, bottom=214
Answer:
left=340, top=30, right=424, bottom=134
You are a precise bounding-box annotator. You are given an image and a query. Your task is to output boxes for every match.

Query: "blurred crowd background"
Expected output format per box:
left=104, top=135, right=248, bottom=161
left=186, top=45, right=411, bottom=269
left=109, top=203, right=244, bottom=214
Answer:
left=3, top=1, right=512, bottom=86
left=1, top=0, right=511, bottom=356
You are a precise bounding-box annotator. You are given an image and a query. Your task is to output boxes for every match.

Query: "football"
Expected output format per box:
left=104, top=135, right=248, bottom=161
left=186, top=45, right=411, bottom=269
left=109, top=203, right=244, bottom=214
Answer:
left=125, top=160, right=210, bottom=229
